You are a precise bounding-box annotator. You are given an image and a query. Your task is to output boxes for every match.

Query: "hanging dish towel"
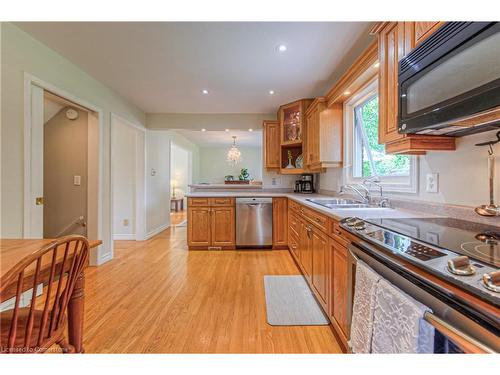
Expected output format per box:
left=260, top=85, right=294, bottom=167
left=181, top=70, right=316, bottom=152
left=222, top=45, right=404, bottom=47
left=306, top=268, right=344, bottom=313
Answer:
left=350, top=260, right=381, bottom=353
left=371, top=278, right=434, bottom=353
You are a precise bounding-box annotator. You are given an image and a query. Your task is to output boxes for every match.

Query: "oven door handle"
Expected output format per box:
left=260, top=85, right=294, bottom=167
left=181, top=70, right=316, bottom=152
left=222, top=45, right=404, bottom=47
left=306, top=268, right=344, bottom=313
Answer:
left=423, top=312, right=495, bottom=354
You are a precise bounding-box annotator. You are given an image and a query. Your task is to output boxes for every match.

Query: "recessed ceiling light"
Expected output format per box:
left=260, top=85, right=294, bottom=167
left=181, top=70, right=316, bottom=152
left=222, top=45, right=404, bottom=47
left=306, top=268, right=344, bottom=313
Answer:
left=277, top=44, right=287, bottom=52
left=225, top=129, right=229, bottom=132
left=248, top=128, right=253, bottom=132
left=344, top=91, right=351, bottom=95
left=269, top=90, right=275, bottom=95
left=201, top=128, right=206, bottom=132
left=373, top=62, right=380, bottom=68
left=201, top=89, right=209, bottom=95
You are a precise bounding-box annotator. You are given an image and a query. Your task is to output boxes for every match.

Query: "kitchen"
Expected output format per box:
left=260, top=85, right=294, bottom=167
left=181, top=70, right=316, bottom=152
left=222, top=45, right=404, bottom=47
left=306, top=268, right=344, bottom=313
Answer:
left=186, top=21, right=500, bottom=354
left=0, top=6, right=499, bottom=371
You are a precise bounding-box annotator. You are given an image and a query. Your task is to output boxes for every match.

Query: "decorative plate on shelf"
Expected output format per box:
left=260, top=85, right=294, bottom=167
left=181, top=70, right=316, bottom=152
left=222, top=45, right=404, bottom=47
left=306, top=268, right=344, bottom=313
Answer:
left=295, top=154, right=303, bottom=169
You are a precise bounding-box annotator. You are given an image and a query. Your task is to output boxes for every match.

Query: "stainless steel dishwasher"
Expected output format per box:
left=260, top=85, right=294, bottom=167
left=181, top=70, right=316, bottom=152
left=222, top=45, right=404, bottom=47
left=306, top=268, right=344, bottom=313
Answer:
left=236, top=197, right=273, bottom=247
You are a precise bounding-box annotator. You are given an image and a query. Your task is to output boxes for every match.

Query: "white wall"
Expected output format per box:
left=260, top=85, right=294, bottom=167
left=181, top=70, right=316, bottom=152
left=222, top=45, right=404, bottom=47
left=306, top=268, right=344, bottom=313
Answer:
left=168, top=131, right=200, bottom=184
left=147, top=113, right=274, bottom=131
left=199, top=146, right=263, bottom=183
left=112, top=118, right=139, bottom=239
left=171, top=143, right=190, bottom=201
left=1, top=23, right=146, bottom=264
left=146, top=131, right=171, bottom=237
left=319, top=130, right=500, bottom=207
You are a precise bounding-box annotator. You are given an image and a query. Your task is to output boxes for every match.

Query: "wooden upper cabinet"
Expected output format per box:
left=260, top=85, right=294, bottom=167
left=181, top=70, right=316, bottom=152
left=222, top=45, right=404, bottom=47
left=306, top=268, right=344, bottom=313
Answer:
left=378, top=22, right=405, bottom=146
left=211, top=206, right=235, bottom=247
left=272, top=198, right=288, bottom=248
left=406, top=21, right=445, bottom=50
left=277, top=99, right=313, bottom=175
left=305, top=98, right=343, bottom=171
left=263, top=120, right=280, bottom=169
left=373, top=21, right=455, bottom=154
left=278, top=99, right=313, bottom=144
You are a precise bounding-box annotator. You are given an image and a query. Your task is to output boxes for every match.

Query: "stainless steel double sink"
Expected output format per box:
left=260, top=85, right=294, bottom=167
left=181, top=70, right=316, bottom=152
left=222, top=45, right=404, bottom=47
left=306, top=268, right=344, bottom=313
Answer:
left=306, top=198, right=373, bottom=209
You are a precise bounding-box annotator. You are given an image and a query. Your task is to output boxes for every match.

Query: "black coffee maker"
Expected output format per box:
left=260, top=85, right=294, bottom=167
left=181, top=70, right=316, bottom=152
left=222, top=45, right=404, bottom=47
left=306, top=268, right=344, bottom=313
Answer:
left=294, top=174, right=315, bottom=194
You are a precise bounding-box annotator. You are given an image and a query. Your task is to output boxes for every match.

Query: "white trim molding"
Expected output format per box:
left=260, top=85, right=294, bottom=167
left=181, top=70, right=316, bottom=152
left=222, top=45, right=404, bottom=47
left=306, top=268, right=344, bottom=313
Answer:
left=342, top=79, right=418, bottom=194
left=110, top=113, right=147, bottom=242
left=145, top=223, right=170, bottom=240
left=23, top=72, right=109, bottom=265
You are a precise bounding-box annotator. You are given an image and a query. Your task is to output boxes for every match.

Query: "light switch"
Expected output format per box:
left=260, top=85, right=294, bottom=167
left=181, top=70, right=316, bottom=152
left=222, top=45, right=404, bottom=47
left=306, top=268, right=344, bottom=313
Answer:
left=426, top=173, right=438, bottom=193
left=74, top=175, right=81, bottom=186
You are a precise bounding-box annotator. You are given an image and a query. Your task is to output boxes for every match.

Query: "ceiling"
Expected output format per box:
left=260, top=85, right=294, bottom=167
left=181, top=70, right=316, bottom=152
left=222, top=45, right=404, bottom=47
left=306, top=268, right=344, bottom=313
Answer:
left=16, top=22, right=373, bottom=114
left=174, top=129, right=262, bottom=147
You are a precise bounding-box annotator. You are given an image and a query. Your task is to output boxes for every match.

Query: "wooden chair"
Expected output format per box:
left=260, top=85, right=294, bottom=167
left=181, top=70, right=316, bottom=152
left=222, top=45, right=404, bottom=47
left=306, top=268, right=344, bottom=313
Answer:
left=0, top=235, right=89, bottom=354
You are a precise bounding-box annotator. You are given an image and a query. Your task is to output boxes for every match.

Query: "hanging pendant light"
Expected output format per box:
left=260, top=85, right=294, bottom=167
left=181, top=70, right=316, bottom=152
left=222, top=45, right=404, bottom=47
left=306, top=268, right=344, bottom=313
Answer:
left=226, top=136, right=242, bottom=164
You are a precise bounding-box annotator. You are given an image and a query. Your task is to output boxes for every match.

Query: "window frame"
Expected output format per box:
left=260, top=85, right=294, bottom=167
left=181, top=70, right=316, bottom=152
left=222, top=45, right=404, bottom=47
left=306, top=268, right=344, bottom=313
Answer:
left=343, top=79, right=418, bottom=194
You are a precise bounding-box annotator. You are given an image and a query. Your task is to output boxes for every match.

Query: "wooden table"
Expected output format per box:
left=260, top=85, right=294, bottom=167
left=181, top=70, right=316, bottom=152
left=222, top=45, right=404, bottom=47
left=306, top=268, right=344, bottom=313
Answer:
left=0, top=238, right=102, bottom=353
left=170, top=197, right=184, bottom=212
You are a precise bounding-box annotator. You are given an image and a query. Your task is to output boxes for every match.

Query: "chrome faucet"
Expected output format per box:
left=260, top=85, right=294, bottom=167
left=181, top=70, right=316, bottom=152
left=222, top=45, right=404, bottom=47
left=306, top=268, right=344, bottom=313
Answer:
left=339, top=184, right=370, bottom=204
left=340, top=176, right=390, bottom=207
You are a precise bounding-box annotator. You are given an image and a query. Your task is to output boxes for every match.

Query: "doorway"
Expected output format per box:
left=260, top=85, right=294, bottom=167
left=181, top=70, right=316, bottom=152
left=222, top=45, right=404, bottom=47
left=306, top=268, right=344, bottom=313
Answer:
left=43, top=92, right=91, bottom=238
left=24, top=74, right=103, bottom=265
left=170, top=142, right=192, bottom=226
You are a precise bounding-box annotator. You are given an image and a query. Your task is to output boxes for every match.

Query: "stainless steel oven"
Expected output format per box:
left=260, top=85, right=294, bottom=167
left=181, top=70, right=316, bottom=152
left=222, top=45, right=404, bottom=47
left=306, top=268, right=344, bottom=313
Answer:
left=347, top=241, right=498, bottom=353
left=398, top=22, right=500, bottom=136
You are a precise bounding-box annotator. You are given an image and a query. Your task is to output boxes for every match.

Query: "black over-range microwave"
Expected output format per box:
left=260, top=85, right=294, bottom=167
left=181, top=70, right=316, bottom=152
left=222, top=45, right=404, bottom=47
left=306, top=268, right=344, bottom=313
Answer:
left=398, top=22, right=500, bottom=136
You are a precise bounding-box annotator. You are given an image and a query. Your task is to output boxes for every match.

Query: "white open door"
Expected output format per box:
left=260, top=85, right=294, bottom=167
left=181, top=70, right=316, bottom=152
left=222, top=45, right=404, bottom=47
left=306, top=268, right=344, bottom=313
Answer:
left=25, top=84, right=44, bottom=238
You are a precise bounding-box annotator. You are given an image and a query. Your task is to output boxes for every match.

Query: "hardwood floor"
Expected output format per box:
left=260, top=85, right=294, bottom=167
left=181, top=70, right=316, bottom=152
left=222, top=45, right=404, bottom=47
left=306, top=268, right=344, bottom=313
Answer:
left=170, top=210, right=187, bottom=226
left=83, top=224, right=342, bottom=353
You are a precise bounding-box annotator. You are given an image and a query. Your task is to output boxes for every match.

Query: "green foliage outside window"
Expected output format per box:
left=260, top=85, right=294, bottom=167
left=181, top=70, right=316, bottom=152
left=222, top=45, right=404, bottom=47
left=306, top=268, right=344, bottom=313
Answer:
left=356, top=96, right=410, bottom=177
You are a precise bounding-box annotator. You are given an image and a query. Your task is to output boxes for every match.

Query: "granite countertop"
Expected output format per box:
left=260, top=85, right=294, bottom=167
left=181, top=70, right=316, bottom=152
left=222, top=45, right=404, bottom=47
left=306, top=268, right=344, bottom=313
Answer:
left=185, top=191, right=438, bottom=221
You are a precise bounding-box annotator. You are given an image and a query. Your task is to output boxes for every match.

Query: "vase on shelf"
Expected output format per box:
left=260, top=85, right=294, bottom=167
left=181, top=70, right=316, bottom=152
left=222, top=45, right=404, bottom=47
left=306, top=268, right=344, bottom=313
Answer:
left=285, top=150, right=295, bottom=169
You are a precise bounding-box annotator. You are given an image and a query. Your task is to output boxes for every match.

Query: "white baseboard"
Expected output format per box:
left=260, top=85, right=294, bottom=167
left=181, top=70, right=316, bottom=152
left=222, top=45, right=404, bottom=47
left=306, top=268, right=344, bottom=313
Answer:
left=113, top=233, right=136, bottom=241
left=145, top=223, right=170, bottom=240
left=97, top=252, right=113, bottom=266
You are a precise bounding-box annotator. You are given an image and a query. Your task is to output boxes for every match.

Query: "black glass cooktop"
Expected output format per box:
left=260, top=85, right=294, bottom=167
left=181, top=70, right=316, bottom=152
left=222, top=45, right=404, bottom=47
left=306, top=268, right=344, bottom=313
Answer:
left=365, top=217, right=500, bottom=268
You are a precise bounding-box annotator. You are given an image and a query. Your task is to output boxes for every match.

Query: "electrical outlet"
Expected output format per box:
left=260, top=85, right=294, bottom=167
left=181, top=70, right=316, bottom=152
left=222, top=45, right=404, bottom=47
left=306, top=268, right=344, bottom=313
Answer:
left=123, top=219, right=129, bottom=227
left=73, top=175, right=81, bottom=186
left=426, top=173, right=439, bottom=193
left=271, top=177, right=281, bottom=186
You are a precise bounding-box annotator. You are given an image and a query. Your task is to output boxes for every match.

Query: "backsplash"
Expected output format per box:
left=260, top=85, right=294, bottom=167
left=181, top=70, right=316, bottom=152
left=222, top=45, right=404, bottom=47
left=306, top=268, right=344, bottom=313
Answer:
left=318, top=130, right=500, bottom=209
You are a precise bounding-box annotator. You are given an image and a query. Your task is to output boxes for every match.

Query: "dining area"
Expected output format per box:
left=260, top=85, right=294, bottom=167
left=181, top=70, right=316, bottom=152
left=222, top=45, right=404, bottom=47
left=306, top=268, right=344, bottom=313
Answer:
left=0, top=236, right=102, bottom=353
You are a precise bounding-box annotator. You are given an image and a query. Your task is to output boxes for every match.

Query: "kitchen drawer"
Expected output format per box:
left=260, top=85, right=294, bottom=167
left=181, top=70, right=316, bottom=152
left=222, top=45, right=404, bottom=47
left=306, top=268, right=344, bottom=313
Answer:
left=288, top=212, right=300, bottom=237
left=303, top=207, right=328, bottom=232
left=188, top=197, right=210, bottom=207
left=329, top=220, right=350, bottom=247
left=288, top=199, right=301, bottom=213
left=209, top=197, right=235, bottom=206
left=288, top=230, right=300, bottom=260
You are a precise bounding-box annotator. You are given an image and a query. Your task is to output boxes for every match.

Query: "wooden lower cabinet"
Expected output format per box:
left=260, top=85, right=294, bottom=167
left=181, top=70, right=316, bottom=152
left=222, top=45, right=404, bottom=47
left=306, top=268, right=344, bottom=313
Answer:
left=299, top=221, right=313, bottom=281
left=211, top=206, right=235, bottom=247
left=311, top=229, right=329, bottom=309
left=187, top=207, right=211, bottom=247
left=187, top=198, right=235, bottom=249
left=330, top=237, right=350, bottom=343
left=288, top=231, right=300, bottom=260
left=272, top=197, right=288, bottom=248
left=287, top=199, right=353, bottom=352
